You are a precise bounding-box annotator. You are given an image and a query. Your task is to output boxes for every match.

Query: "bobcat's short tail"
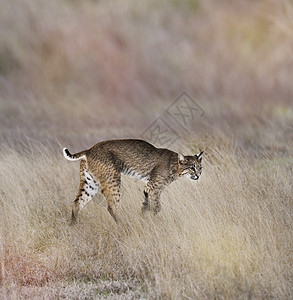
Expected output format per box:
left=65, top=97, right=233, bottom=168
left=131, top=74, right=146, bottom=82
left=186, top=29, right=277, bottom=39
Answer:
left=63, top=148, right=87, bottom=161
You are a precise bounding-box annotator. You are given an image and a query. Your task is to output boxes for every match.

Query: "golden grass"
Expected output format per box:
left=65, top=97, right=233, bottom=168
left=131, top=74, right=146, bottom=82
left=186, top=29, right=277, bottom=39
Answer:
left=1, top=0, right=293, bottom=298
left=0, top=140, right=292, bottom=299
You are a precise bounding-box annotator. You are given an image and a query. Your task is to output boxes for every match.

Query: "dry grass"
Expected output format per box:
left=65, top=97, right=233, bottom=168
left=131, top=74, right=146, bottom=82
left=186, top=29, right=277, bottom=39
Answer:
left=0, top=140, right=292, bottom=299
left=1, top=0, right=293, bottom=298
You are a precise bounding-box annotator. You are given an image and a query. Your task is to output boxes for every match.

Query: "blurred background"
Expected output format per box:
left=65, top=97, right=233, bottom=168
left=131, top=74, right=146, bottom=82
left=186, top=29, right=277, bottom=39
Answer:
left=0, top=0, right=292, bottom=154
left=1, top=2, right=293, bottom=297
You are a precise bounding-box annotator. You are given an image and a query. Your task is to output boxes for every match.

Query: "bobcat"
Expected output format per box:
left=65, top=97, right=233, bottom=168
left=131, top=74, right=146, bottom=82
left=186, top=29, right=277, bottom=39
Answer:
left=63, top=139, right=203, bottom=223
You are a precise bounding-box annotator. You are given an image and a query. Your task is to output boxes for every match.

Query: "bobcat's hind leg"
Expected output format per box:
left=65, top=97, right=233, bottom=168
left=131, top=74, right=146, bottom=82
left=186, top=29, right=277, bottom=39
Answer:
left=71, top=162, right=99, bottom=224
left=98, top=173, right=121, bottom=223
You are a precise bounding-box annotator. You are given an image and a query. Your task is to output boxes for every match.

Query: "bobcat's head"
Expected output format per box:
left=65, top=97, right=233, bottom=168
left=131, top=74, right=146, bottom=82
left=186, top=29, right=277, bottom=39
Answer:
left=178, top=151, right=204, bottom=180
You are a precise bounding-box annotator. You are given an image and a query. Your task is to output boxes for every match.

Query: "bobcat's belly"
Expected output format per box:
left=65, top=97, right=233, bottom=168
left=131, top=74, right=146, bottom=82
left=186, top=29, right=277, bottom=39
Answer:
left=122, top=168, right=149, bottom=183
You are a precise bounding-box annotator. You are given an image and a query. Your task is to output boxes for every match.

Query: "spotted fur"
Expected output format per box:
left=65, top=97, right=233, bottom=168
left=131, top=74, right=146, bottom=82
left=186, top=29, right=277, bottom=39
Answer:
left=63, top=139, right=203, bottom=223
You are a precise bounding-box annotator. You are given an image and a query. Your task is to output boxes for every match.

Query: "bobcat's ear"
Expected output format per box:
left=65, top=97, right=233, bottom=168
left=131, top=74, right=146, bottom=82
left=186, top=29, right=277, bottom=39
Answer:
left=195, top=151, right=204, bottom=161
left=178, top=153, right=185, bottom=164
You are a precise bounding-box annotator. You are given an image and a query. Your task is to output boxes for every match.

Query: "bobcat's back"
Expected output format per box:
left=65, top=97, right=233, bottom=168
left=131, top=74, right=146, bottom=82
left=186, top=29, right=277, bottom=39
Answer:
left=87, top=139, right=178, bottom=181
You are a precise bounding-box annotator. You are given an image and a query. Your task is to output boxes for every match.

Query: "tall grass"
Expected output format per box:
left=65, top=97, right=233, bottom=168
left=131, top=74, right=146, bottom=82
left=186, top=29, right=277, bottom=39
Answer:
left=1, top=0, right=293, bottom=298
left=0, top=139, right=292, bottom=298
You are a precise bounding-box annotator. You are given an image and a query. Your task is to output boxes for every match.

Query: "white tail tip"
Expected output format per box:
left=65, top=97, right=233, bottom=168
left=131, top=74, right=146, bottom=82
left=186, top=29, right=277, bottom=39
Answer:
left=63, top=148, right=86, bottom=161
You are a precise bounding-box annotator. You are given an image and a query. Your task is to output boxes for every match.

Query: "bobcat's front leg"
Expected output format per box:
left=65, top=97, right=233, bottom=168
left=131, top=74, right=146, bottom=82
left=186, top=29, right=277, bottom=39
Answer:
left=142, top=189, right=150, bottom=213
left=142, top=180, right=164, bottom=215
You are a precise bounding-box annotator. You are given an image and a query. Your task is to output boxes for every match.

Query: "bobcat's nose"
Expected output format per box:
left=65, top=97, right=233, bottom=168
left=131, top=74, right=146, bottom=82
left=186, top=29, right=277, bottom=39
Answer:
left=191, top=174, right=199, bottom=180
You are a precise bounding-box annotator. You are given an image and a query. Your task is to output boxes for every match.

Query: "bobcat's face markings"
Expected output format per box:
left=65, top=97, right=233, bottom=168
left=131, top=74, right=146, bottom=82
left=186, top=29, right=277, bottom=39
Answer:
left=64, top=139, right=204, bottom=223
left=178, top=151, right=204, bottom=181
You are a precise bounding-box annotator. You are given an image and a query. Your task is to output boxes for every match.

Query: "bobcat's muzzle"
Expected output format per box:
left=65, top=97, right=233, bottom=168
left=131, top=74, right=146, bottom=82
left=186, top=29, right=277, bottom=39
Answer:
left=190, top=174, right=199, bottom=180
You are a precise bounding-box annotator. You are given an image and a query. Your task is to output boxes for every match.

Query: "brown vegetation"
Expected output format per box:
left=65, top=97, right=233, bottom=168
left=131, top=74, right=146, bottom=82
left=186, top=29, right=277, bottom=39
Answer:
left=0, top=0, right=292, bottom=298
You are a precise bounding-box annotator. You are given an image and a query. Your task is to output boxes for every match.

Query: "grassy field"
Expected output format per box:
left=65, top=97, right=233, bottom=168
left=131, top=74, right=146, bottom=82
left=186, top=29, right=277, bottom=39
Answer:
left=1, top=0, right=293, bottom=299
left=1, top=143, right=293, bottom=299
